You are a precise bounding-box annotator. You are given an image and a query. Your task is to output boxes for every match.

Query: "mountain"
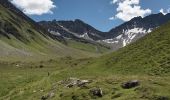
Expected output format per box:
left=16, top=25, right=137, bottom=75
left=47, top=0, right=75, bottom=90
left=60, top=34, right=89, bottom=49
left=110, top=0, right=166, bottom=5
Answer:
left=87, top=20, right=170, bottom=75
left=100, top=13, right=170, bottom=50
left=0, top=0, right=103, bottom=61
left=39, top=19, right=105, bottom=41
left=39, top=20, right=110, bottom=53
left=39, top=13, right=170, bottom=51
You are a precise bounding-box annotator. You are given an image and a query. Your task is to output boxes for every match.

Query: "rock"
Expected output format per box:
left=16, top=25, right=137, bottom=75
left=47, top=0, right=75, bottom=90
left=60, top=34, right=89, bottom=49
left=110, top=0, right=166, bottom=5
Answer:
left=121, top=80, right=139, bottom=89
left=16, top=64, right=19, bottom=67
left=40, top=90, right=44, bottom=92
left=90, top=88, right=103, bottom=97
left=33, top=90, right=36, bottom=93
left=72, top=95, right=78, bottom=100
left=41, top=95, right=48, bottom=100
left=77, top=79, right=92, bottom=88
left=39, top=65, right=44, bottom=68
left=41, top=92, right=55, bottom=100
left=59, top=77, right=92, bottom=88
left=153, top=95, right=169, bottom=100
left=48, top=92, right=55, bottom=98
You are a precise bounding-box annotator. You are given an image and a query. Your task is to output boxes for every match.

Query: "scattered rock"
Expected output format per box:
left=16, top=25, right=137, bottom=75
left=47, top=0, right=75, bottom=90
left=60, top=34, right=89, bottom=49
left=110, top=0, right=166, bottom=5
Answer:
left=41, top=92, right=55, bottom=100
left=19, top=90, right=24, bottom=94
left=90, top=88, right=103, bottom=97
left=58, top=77, right=92, bottom=88
left=72, top=95, right=78, bottom=100
left=41, top=95, right=48, bottom=100
left=153, top=95, right=169, bottom=100
left=16, top=64, right=19, bottom=67
left=39, top=65, right=44, bottom=68
left=33, top=90, right=36, bottom=93
left=48, top=92, right=55, bottom=98
left=121, top=80, right=139, bottom=89
left=59, top=93, right=63, bottom=97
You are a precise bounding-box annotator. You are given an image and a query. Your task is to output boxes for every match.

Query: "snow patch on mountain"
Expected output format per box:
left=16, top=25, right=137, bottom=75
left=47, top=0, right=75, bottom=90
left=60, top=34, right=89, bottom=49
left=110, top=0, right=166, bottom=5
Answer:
left=101, top=27, right=153, bottom=47
left=79, top=33, right=88, bottom=38
left=48, top=29, right=61, bottom=36
left=79, top=32, right=93, bottom=41
left=102, top=39, right=119, bottom=44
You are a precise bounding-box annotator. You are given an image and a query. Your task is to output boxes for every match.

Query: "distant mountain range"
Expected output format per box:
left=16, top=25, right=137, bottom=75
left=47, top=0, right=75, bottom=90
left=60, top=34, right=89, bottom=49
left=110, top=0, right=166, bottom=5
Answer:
left=39, top=13, right=170, bottom=50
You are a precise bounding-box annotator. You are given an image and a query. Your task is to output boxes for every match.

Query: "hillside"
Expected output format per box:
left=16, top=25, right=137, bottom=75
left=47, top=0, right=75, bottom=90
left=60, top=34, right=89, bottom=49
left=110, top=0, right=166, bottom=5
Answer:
left=84, top=21, right=170, bottom=76
left=0, top=0, right=106, bottom=61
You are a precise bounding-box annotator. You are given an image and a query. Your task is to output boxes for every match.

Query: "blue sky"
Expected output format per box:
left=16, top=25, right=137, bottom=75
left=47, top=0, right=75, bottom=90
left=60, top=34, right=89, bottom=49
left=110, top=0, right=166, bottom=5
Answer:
left=11, top=0, right=170, bottom=32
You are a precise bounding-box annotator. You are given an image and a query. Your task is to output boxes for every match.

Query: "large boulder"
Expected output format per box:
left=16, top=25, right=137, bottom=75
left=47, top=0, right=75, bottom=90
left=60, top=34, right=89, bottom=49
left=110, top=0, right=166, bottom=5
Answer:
left=90, top=88, right=103, bottom=97
left=121, top=80, right=140, bottom=89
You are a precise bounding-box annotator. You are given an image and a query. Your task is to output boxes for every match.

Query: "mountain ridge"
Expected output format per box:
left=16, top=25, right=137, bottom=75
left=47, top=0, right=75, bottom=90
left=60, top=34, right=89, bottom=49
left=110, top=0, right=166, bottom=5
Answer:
left=39, top=13, right=170, bottom=50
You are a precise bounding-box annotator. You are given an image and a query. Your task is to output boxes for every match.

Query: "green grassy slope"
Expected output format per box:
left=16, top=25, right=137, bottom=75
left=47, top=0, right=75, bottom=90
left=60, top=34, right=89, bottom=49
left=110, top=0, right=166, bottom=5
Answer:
left=0, top=57, right=170, bottom=100
left=66, top=39, right=109, bottom=53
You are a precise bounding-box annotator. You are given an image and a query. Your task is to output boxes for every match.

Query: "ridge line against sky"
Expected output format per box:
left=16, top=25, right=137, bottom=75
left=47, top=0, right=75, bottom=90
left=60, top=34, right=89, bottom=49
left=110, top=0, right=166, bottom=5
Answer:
left=10, top=0, right=170, bottom=32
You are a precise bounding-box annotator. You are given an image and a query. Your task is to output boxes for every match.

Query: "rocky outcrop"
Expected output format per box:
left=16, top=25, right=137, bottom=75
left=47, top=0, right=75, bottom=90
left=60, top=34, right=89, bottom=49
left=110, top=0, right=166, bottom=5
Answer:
left=58, top=77, right=92, bottom=88
left=121, top=80, right=140, bottom=89
left=90, top=88, right=103, bottom=97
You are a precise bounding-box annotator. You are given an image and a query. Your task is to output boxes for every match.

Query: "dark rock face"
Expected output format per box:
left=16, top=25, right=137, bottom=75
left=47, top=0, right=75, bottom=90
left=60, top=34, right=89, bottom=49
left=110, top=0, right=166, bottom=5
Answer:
left=90, top=88, right=103, bottom=97
left=57, top=19, right=105, bottom=40
left=121, top=80, right=140, bottom=89
left=39, top=20, right=81, bottom=39
left=39, top=19, right=105, bottom=41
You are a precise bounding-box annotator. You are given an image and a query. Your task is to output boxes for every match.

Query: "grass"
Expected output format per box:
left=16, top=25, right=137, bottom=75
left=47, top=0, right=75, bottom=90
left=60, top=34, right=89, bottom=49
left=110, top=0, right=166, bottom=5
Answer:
left=66, top=39, right=109, bottom=54
left=0, top=60, right=170, bottom=100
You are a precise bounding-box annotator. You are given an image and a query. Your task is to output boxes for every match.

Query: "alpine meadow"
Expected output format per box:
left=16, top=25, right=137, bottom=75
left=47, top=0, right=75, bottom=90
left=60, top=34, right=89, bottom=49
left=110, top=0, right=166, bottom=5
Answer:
left=0, top=0, right=170, bottom=100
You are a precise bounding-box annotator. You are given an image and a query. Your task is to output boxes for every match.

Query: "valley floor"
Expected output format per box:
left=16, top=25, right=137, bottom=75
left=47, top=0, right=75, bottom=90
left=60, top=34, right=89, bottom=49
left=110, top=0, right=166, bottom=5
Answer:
left=0, top=58, right=170, bottom=100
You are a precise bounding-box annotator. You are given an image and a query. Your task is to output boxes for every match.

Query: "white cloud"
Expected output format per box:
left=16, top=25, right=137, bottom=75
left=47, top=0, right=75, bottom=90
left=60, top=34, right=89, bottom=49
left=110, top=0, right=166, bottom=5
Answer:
left=159, top=8, right=170, bottom=15
left=110, top=0, right=152, bottom=21
left=109, top=16, right=116, bottom=20
left=10, top=0, right=56, bottom=15
left=110, top=0, right=118, bottom=4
